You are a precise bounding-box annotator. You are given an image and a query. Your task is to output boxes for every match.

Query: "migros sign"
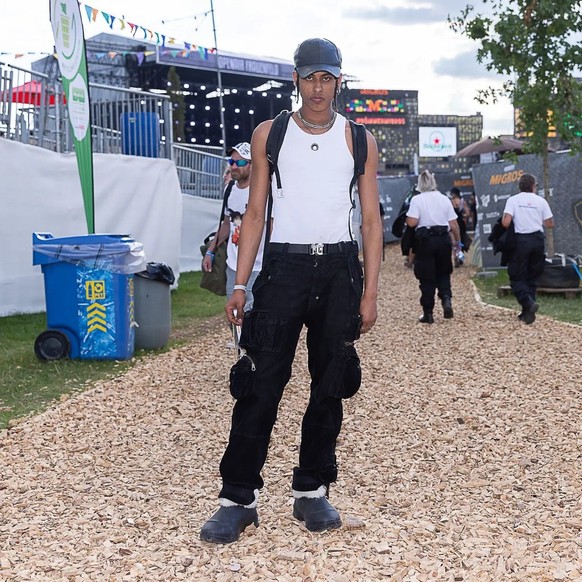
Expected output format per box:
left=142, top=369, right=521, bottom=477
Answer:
left=489, top=169, right=524, bottom=185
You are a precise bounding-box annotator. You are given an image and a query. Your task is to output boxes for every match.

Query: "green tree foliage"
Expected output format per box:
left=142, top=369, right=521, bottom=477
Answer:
left=167, top=66, right=186, bottom=142
left=450, top=0, right=582, bottom=254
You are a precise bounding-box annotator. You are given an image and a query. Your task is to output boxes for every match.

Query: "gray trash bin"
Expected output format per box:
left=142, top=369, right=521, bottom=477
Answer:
left=134, top=262, right=175, bottom=350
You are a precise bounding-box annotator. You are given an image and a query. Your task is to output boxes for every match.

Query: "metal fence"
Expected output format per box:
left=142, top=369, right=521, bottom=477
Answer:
left=173, top=144, right=224, bottom=199
left=0, top=61, right=224, bottom=199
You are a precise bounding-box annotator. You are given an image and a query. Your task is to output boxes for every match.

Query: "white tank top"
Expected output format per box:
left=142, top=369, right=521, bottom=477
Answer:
left=270, top=113, right=354, bottom=244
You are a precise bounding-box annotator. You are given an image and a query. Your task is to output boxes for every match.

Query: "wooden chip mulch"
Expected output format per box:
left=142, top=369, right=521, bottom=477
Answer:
left=1, top=244, right=581, bottom=581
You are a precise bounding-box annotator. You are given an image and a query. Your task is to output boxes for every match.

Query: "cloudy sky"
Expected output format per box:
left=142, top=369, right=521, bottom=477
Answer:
left=1, top=0, right=515, bottom=135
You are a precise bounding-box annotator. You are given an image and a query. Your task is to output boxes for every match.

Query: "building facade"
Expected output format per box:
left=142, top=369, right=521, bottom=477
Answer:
left=338, top=87, right=483, bottom=176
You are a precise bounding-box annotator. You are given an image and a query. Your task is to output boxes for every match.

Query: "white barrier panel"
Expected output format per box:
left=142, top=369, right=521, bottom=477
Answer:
left=0, top=139, right=182, bottom=316
left=180, top=195, right=222, bottom=273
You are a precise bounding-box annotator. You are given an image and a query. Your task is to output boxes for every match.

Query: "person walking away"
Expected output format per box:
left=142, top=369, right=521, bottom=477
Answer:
left=468, top=192, right=477, bottom=232
left=501, top=173, right=554, bottom=324
left=200, top=37, right=383, bottom=544
left=406, top=170, right=460, bottom=323
left=450, top=187, right=470, bottom=254
left=202, top=142, right=264, bottom=312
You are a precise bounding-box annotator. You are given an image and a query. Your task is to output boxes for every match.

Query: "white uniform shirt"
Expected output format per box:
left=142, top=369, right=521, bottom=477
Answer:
left=225, top=183, right=264, bottom=272
left=503, top=192, right=553, bottom=234
left=406, top=191, right=457, bottom=228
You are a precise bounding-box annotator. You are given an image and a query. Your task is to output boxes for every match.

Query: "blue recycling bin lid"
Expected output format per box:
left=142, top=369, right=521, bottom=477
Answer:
left=33, top=232, right=146, bottom=274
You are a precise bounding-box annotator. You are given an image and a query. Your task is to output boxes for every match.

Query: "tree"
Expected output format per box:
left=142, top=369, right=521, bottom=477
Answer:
left=449, top=0, right=582, bottom=255
left=167, top=66, right=186, bottom=143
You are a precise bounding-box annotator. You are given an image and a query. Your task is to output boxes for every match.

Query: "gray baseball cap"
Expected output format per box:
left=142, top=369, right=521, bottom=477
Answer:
left=294, top=38, right=342, bottom=78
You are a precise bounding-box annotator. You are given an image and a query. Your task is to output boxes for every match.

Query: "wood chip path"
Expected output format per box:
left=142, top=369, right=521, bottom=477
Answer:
left=1, top=244, right=581, bottom=581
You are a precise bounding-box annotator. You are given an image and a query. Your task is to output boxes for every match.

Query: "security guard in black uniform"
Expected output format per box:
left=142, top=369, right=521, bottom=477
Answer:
left=406, top=170, right=461, bottom=323
left=501, top=173, right=554, bottom=324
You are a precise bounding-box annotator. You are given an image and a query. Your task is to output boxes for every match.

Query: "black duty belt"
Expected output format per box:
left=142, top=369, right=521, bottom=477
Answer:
left=269, top=241, right=357, bottom=256
left=416, top=226, right=449, bottom=237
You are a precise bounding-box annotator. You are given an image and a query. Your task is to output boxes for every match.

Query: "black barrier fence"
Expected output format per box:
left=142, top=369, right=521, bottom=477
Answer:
left=471, top=152, right=582, bottom=269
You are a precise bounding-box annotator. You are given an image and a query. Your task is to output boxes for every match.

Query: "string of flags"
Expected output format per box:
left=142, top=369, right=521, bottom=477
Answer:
left=80, top=3, right=215, bottom=61
left=0, top=52, right=52, bottom=59
left=2, top=5, right=217, bottom=65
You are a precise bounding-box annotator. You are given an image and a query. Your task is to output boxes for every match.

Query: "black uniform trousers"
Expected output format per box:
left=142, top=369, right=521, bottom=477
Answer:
left=507, top=232, right=545, bottom=308
left=413, top=227, right=453, bottom=311
left=218, top=242, right=363, bottom=506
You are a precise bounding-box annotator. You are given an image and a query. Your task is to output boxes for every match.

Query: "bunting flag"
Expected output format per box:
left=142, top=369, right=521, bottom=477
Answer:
left=80, top=3, right=215, bottom=55
left=0, top=51, right=52, bottom=57
left=50, top=0, right=95, bottom=234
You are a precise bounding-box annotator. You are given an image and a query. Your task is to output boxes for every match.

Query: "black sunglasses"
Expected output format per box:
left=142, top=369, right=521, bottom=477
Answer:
left=227, top=158, right=251, bottom=167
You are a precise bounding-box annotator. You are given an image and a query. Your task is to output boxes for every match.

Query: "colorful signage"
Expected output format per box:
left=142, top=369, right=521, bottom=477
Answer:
left=355, top=117, right=406, bottom=125
left=418, top=127, right=457, bottom=157
left=343, top=89, right=410, bottom=116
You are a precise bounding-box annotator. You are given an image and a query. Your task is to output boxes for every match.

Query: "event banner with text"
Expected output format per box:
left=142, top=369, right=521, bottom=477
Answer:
left=50, top=0, right=95, bottom=233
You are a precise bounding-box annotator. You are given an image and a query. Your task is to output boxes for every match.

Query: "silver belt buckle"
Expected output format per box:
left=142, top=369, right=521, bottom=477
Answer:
left=309, top=243, right=325, bottom=255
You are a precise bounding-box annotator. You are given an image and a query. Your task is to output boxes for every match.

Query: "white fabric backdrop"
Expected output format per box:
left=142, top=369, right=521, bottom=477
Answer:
left=0, top=139, right=188, bottom=316
left=180, top=195, right=222, bottom=273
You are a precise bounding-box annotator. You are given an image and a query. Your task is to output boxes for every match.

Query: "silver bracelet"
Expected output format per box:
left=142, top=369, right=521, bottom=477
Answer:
left=233, top=284, right=247, bottom=292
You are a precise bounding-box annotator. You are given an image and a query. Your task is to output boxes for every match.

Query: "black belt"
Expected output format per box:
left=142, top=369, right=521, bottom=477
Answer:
left=269, top=242, right=357, bottom=256
left=416, top=226, right=449, bottom=237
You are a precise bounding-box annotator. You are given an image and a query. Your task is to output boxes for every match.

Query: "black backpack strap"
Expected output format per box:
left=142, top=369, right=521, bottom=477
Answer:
left=348, top=120, right=367, bottom=196
left=266, top=110, right=293, bottom=197
left=262, top=110, right=293, bottom=264
left=209, top=179, right=235, bottom=249
left=348, top=120, right=368, bottom=241
left=219, top=179, right=235, bottom=224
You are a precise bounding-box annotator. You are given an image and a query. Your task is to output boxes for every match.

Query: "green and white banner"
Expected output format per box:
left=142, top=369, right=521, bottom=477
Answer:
left=50, top=0, right=95, bottom=233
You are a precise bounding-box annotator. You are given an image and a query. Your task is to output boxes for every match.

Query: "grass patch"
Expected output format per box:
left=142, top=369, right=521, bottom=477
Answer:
left=0, top=271, right=225, bottom=429
left=473, top=269, right=582, bottom=326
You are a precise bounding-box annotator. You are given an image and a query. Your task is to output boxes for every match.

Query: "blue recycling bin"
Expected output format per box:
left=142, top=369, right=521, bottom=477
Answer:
left=32, top=232, right=145, bottom=361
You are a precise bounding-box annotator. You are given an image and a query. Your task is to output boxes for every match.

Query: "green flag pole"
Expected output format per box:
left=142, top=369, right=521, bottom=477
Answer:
left=50, top=0, right=95, bottom=233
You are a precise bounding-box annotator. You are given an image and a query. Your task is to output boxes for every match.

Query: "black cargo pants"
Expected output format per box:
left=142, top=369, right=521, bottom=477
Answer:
left=413, top=227, right=453, bottom=310
left=219, top=242, right=363, bottom=506
left=507, top=232, right=545, bottom=307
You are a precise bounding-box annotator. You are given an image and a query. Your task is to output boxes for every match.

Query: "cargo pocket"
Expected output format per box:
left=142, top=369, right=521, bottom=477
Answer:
left=229, top=353, right=256, bottom=400
left=322, top=344, right=362, bottom=399
left=340, top=345, right=362, bottom=399
left=239, top=310, right=288, bottom=353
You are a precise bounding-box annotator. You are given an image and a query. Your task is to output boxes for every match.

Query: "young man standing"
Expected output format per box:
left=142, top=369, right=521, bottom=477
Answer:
left=501, top=173, right=554, bottom=324
left=200, top=38, right=382, bottom=543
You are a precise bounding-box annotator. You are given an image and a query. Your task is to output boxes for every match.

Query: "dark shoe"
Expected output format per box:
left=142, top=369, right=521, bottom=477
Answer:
left=418, top=313, right=434, bottom=324
left=522, top=301, right=539, bottom=325
left=200, top=506, right=259, bottom=544
left=442, top=297, right=454, bottom=319
left=293, top=496, right=342, bottom=532
left=517, top=311, right=525, bottom=321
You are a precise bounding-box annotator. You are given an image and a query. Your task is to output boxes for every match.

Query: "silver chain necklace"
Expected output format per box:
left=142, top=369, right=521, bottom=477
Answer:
left=297, top=109, right=337, bottom=130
